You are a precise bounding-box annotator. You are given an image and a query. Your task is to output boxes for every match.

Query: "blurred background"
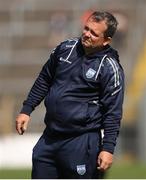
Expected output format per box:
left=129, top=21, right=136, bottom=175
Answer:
left=0, top=0, right=146, bottom=178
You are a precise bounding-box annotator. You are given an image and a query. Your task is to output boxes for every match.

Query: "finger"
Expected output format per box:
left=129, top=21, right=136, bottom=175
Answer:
left=100, top=162, right=111, bottom=171
left=98, top=161, right=107, bottom=171
left=97, top=165, right=105, bottom=171
left=105, top=163, right=112, bottom=170
left=16, top=123, right=23, bottom=135
left=97, top=159, right=101, bottom=170
left=97, top=157, right=100, bottom=165
left=97, top=166, right=101, bottom=170
left=20, top=127, right=25, bottom=135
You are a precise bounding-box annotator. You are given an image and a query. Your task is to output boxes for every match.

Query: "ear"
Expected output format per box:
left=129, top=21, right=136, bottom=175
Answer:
left=103, top=37, right=111, bottom=46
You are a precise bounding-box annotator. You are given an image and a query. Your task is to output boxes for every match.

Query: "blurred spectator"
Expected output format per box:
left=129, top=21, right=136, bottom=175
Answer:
left=48, top=12, right=69, bottom=47
left=111, top=12, right=128, bottom=50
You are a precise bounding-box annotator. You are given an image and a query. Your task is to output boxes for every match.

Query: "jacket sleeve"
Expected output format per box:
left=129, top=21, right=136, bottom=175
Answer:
left=100, top=57, right=125, bottom=154
left=20, top=48, right=58, bottom=116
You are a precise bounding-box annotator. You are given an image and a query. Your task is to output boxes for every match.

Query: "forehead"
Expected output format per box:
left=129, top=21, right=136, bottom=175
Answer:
left=85, top=17, right=107, bottom=33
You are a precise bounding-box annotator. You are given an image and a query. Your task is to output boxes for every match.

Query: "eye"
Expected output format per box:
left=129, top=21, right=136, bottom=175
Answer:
left=84, top=26, right=89, bottom=31
left=91, top=30, right=104, bottom=38
left=90, top=30, right=100, bottom=37
left=90, top=30, right=97, bottom=37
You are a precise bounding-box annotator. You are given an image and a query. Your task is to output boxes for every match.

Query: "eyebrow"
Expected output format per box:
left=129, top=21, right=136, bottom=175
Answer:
left=84, top=25, right=103, bottom=37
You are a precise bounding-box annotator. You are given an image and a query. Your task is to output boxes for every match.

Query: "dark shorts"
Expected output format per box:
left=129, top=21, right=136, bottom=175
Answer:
left=32, top=131, right=102, bottom=179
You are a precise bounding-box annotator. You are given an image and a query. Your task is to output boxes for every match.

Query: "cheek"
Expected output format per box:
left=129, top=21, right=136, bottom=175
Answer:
left=92, top=38, right=103, bottom=46
left=91, top=38, right=99, bottom=45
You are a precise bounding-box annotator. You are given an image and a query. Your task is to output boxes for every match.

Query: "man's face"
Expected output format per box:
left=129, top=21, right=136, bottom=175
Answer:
left=81, top=17, right=110, bottom=50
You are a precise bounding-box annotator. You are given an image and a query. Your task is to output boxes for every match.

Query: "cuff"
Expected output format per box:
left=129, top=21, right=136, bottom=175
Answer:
left=101, top=142, right=115, bottom=154
left=20, top=105, right=34, bottom=116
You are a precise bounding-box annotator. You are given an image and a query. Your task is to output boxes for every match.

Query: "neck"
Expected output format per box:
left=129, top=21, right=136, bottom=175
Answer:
left=83, top=46, right=105, bottom=55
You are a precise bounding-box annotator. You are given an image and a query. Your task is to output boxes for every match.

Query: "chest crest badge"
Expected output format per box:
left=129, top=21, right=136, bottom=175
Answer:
left=77, top=165, right=86, bottom=175
left=86, top=68, right=96, bottom=79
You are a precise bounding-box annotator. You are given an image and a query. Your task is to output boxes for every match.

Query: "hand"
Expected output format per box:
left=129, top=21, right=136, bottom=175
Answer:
left=97, top=151, right=113, bottom=171
left=16, top=113, right=30, bottom=135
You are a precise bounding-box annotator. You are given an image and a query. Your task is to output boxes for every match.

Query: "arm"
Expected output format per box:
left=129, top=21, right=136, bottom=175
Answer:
left=21, top=54, right=57, bottom=115
left=16, top=49, right=58, bottom=134
left=98, top=58, right=124, bottom=170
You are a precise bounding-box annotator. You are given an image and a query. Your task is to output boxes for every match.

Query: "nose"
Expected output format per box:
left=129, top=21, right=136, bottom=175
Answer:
left=84, top=30, right=91, bottom=38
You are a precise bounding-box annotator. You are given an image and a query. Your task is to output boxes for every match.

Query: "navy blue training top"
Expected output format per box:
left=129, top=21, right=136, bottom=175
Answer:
left=21, top=38, right=124, bottom=154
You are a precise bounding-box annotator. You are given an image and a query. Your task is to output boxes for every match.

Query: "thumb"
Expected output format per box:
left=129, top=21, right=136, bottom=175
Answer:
left=98, top=154, right=102, bottom=165
left=97, top=154, right=101, bottom=169
left=22, top=120, right=29, bottom=132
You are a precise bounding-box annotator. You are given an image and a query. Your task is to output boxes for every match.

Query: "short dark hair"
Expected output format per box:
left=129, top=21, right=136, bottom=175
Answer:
left=89, top=11, right=118, bottom=38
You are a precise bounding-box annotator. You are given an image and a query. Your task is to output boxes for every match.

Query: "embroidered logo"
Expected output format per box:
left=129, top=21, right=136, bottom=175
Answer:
left=77, top=165, right=86, bottom=175
left=59, top=57, right=72, bottom=64
left=86, top=68, right=96, bottom=78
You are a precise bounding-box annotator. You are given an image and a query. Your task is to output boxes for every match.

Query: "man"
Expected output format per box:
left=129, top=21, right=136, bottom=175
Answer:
left=16, top=11, right=124, bottom=179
